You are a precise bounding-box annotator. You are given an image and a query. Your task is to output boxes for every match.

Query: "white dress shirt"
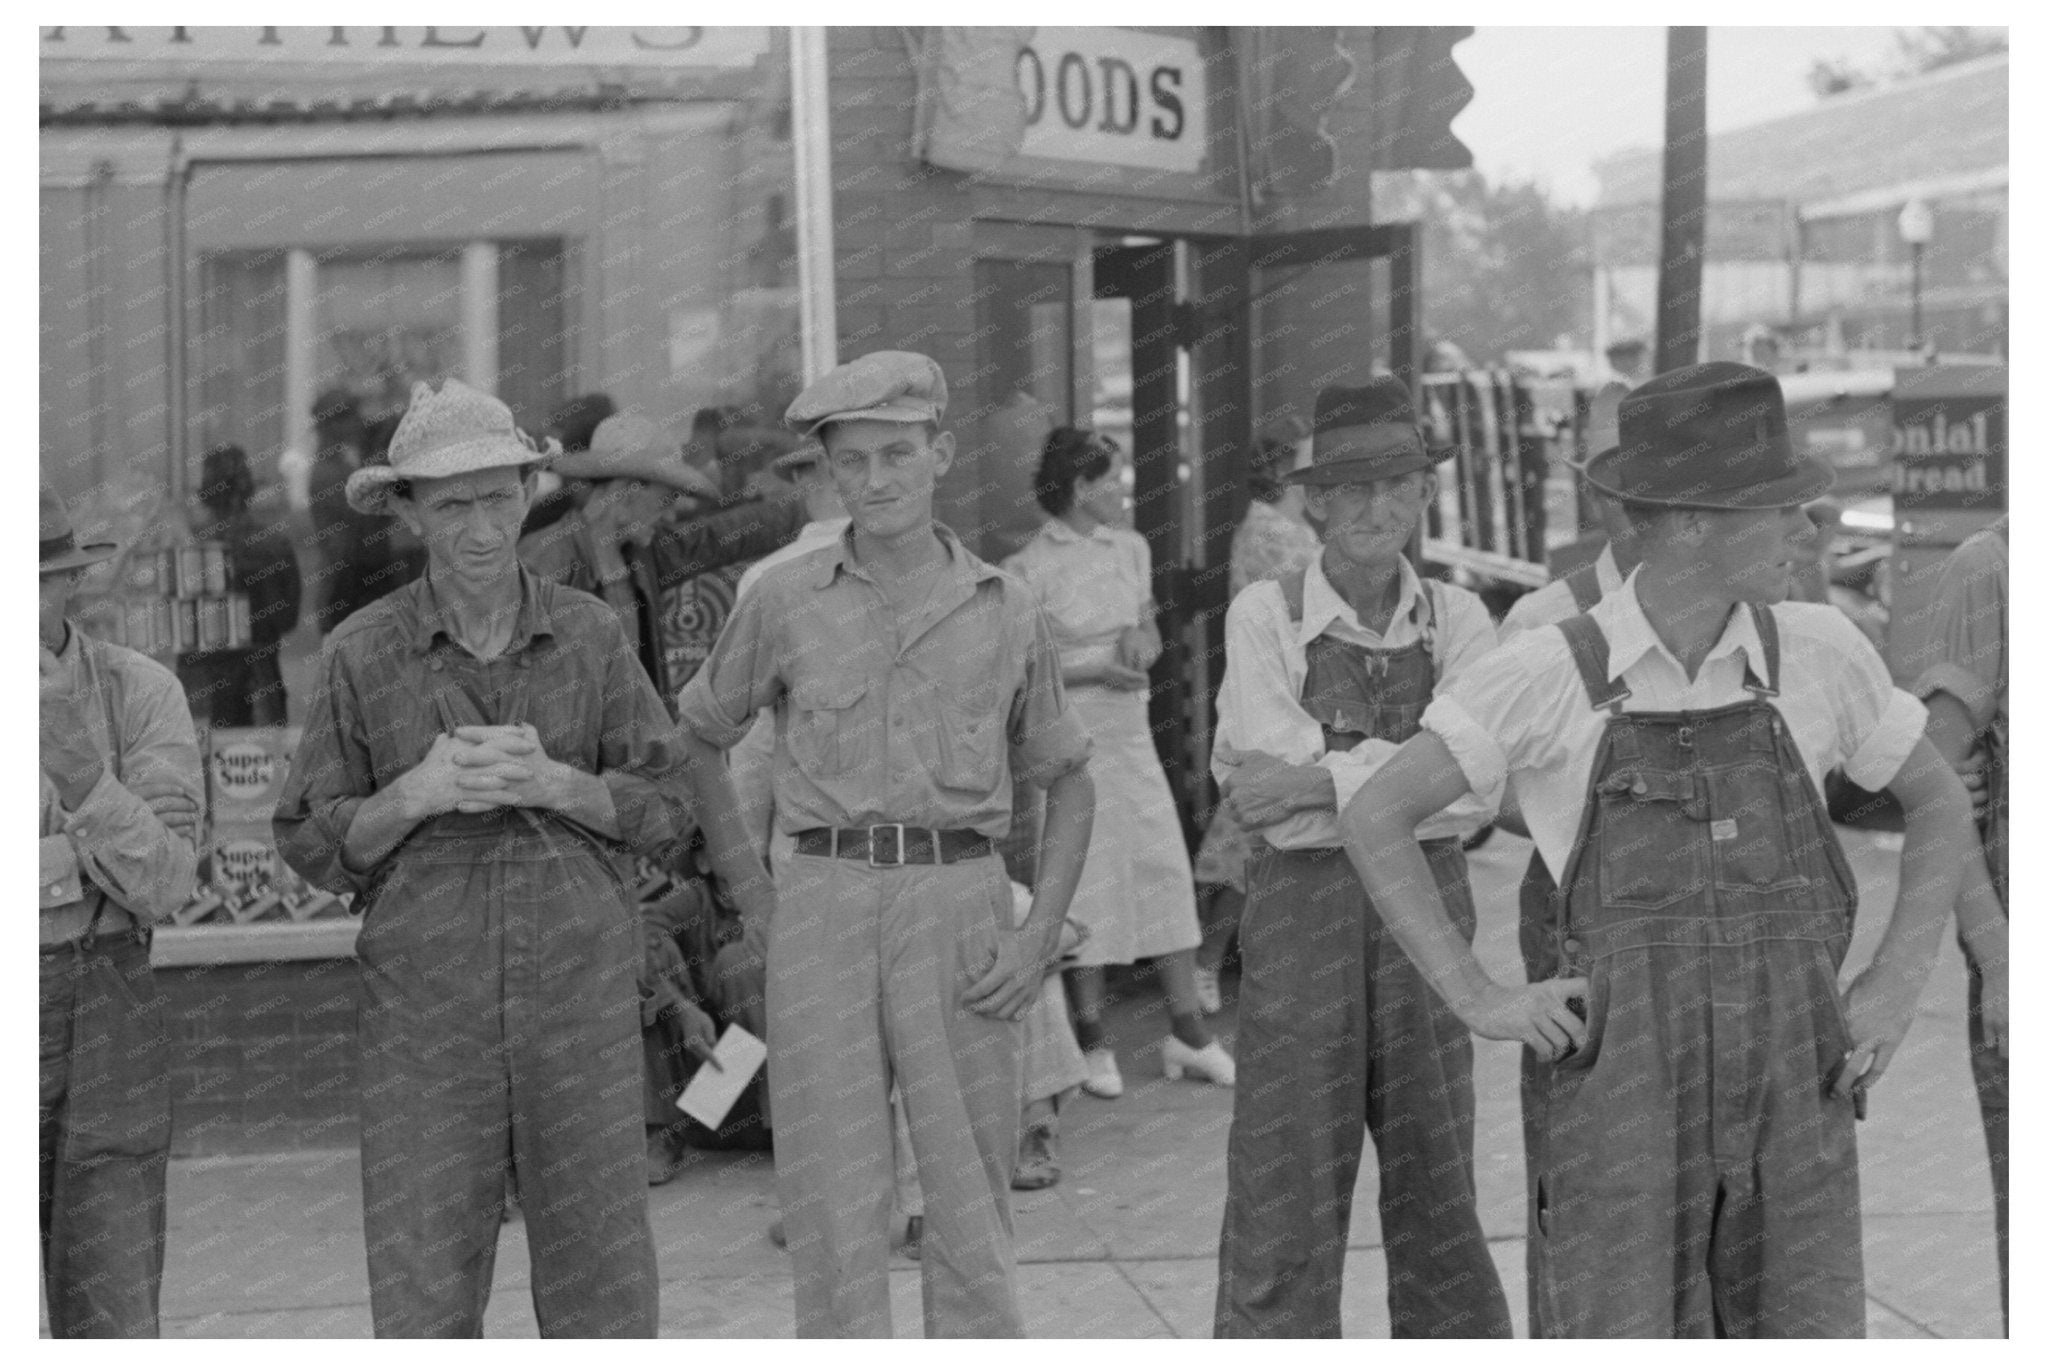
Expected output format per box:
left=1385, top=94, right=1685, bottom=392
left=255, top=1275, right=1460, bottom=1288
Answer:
left=1215, top=552, right=1500, bottom=849
left=1423, top=570, right=1927, bottom=882
left=1499, top=544, right=1625, bottom=638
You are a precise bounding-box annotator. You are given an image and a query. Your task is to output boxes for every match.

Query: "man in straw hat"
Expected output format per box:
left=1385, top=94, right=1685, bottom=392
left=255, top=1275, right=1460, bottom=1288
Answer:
left=1334, top=362, right=1988, bottom=1336
left=274, top=378, right=692, bottom=1337
left=38, top=480, right=205, bottom=1336
left=671, top=350, right=1096, bottom=1336
left=1209, top=378, right=1512, bottom=1338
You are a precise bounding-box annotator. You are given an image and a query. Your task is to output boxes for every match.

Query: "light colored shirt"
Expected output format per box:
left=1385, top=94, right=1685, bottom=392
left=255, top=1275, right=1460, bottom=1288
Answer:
left=1229, top=498, right=1321, bottom=599
left=1910, top=520, right=2007, bottom=731
left=1214, top=552, right=1500, bottom=849
left=1499, top=544, right=1624, bottom=638
left=675, top=523, right=1093, bottom=838
left=735, top=515, right=853, bottom=601
left=40, top=624, right=204, bottom=942
left=1423, top=571, right=1928, bottom=881
left=1002, top=518, right=1151, bottom=676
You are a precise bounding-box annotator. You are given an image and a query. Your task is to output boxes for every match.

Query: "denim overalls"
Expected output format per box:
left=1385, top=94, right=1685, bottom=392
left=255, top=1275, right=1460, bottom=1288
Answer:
left=1526, top=606, right=1865, bottom=1337
left=1216, top=576, right=1513, bottom=1339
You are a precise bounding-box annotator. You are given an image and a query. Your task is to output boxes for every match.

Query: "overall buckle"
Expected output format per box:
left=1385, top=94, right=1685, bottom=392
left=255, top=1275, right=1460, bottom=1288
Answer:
left=867, top=823, right=907, bottom=867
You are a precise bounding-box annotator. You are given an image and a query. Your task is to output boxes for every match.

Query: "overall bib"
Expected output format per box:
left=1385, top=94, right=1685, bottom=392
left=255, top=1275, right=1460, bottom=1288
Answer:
left=1216, top=580, right=1513, bottom=1339
left=1529, top=608, right=1864, bottom=1337
left=354, top=646, right=656, bottom=1338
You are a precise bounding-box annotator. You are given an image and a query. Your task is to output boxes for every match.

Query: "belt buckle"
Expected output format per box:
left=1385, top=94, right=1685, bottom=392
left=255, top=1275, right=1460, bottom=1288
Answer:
left=868, top=823, right=907, bottom=868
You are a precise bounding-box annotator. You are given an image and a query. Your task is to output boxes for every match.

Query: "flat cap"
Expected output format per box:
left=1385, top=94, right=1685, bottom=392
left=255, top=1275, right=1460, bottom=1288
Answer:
left=784, top=350, right=948, bottom=436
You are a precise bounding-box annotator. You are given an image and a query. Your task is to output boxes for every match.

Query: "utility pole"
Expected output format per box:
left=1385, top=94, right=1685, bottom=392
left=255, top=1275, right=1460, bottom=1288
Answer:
left=1655, top=26, right=1708, bottom=374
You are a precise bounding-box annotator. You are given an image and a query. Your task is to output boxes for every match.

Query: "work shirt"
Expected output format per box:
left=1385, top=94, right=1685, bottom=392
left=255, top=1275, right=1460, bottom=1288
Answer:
left=1002, top=517, right=1151, bottom=674
left=1214, top=552, right=1499, bottom=848
left=274, top=568, right=689, bottom=893
left=1912, top=521, right=2007, bottom=734
left=1424, top=570, right=1927, bottom=881
left=39, top=625, right=204, bottom=944
left=1499, top=544, right=1624, bottom=638
left=675, top=522, right=1092, bottom=839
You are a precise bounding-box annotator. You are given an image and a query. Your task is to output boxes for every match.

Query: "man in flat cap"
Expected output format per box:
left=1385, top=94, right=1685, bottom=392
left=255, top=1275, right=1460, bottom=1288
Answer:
left=39, top=480, right=204, bottom=1336
left=274, top=379, right=692, bottom=1337
left=674, top=350, right=1096, bottom=1337
left=1335, top=362, right=1987, bottom=1336
left=1209, top=378, right=1513, bottom=1338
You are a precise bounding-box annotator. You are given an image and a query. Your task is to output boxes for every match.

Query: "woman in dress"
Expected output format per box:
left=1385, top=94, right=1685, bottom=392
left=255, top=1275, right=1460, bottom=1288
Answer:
left=1188, top=421, right=1321, bottom=1011
left=1004, top=428, right=1234, bottom=1097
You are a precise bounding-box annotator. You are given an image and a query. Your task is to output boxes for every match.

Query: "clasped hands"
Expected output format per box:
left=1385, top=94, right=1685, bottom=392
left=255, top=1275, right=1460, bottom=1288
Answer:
left=404, top=724, right=576, bottom=819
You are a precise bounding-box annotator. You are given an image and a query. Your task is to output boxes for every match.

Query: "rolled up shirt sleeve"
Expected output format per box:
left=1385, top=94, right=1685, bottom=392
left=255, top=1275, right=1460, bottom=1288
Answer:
left=675, top=580, right=786, bottom=752
left=1809, top=607, right=1928, bottom=792
left=62, top=674, right=204, bottom=923
left=40, top=833, right=83, bottom=908
left=592, top=612, right=694, bottom=855
left=1008, top=601, right=1093, bottom=789
left=274, top=644, right=377, bottom=896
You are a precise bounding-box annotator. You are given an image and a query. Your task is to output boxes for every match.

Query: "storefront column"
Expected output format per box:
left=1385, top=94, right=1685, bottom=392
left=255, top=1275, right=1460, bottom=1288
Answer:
left=461, top=241, right=500, bottom=394
left=284, top=248, right=317, bottom=463
left=791, top=24, right=838, bottom=382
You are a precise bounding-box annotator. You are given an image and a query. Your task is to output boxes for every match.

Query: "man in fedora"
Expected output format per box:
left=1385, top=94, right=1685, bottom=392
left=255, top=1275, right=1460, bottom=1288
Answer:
left=274, top=379, right=692, bottom=1337
left=1209, top=377, right=1512, bottom=1338
left=1335, top=362, right=1983, bottom=1336
left=672, top=350, right=1096, bottom=1337
left=521, top=409, right=806, bottom=714
left=38, top=481, right=205, bottom=1337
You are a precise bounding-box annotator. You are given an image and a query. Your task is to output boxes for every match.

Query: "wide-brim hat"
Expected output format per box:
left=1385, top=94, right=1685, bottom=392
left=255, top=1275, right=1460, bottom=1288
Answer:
left=346, top=378, right=558, bottom=516
left=1582, top=361, right=1834, bottom=510
left=549, top=411, right=722, bottom=500
left=40, top=480, right=118, bottom=575
left=785, top=350, right=948, bottom=437
left=1285, top=377, right=1454, bottom=486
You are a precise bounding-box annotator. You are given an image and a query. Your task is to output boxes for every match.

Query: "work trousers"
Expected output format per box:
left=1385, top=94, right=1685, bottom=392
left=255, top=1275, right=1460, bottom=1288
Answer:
left=355, top=832, right=656, bottom=1338
left=39, top=930, right=171, bottom=1339
left=768, top=850, right=1023, bottom=1338
left=1215, top=842, right=1512, bottom=1338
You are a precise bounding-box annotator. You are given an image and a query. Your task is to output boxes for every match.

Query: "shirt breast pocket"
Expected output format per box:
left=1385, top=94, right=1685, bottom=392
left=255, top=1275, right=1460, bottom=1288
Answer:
left=787, top=677, right=872, bottom=778
left=935, top=702, right=1002, bottom=792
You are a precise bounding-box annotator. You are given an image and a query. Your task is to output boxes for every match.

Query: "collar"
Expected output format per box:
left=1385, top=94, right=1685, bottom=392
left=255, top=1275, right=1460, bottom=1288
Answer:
left=1596, top=570, right=1773, bottom=688
left=798, top=515, right=852, bottom=543
left=409, top=565, right=557, bottom=656
left=809, top=521, right=1001, bottom=592
left=1038, top=516, right=1119, bottom=547
left=1594, top=543, right=1625, bottom=594
left=1297, top=551, right=1425, bottom=646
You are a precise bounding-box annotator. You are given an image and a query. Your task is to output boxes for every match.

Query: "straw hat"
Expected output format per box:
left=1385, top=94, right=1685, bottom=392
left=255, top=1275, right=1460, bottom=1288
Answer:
left=549, top=412, right=722, bottom=500
left=39, top=481, right=119, bottom=575
left=346, top=378, right=558, bottom=516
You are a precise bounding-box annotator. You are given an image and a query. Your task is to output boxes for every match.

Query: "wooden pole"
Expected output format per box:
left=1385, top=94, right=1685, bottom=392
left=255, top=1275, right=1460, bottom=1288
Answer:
left=1655, top=26, right=1708, bottom=374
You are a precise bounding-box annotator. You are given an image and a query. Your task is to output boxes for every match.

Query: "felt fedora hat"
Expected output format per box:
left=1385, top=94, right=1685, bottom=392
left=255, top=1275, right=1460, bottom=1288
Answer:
left=40, top=480, right=119, bottom=575
left=346, top=378, right=558, bottom=516
left=1286, top=377, right=1453, bottom=486
left=1582, top=362, right=1834, bottom=510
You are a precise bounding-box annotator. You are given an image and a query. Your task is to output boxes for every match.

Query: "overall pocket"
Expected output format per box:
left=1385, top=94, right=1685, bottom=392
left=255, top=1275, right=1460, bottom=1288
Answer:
left=1593, top=768, right=1707, bottom=910
left=1705, top=760, right=1815, bottom=899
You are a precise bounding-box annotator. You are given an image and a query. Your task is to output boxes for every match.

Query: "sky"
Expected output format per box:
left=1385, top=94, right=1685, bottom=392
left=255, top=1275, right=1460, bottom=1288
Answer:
left=1452, top=26, right=1910, bottom=205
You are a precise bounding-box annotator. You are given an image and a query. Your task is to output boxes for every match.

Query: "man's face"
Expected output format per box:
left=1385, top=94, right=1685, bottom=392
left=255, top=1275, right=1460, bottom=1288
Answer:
left=1691, top=504, right=1818, bottom=605
left=1307, top=471, right=1434, bottom=569
left=39, top=571, right=77, bottom=649
left=395, top=466, right=533, bottom=589
left=823, top=420, right=953, bottom=540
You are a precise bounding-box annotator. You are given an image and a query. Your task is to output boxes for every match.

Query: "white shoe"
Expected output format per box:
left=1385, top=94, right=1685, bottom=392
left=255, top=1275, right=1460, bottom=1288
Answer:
left=1162, top=1036, right=1236, bottom=1087
left=1191, top=965, right=1223, bottom=1015
left=1081, top=1046, right=1124, bottom=1099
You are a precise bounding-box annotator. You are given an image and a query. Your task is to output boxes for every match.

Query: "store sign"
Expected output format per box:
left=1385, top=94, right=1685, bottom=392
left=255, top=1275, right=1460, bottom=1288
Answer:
left=39, top=26, right=769, bottom=69
left=918, top=26, right=1209, bottom=180
left=1890, top=367, right=2006, bottom=512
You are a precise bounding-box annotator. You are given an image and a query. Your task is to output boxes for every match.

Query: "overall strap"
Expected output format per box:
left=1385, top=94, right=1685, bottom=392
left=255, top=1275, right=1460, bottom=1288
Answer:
left=1744, top=602, right=1781, bottom=699
left=1557, top=614, right=1630, bottom=712
left=1278, top=568, right=1307, bottom=625
left=1562, top=561, right=1605, bottom=613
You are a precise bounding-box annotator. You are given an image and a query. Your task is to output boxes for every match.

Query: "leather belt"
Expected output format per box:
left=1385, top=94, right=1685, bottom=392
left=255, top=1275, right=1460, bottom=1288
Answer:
left=793, top=825, right=995, bottom=867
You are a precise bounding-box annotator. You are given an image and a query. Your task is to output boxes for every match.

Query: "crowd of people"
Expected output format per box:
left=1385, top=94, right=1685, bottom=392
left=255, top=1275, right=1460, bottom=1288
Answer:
left=39, top=347, right=2007, bottom=1339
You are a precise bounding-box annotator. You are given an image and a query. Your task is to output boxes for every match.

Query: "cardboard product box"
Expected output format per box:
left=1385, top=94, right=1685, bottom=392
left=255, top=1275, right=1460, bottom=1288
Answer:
left=206, top=727, right=301, bottom=825
left=206, top=816, right=280, bottom=896
left=171, top=885, right=230, bottom=927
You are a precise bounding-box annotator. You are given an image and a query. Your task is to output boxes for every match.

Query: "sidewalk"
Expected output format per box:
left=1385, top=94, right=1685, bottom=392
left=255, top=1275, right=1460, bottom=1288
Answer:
left=139, top=827, right=2000, bottom=1337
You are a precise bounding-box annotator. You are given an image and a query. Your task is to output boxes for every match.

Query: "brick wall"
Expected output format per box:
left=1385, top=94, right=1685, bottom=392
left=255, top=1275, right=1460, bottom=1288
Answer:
left=157, top=958, right=361, bottom=1157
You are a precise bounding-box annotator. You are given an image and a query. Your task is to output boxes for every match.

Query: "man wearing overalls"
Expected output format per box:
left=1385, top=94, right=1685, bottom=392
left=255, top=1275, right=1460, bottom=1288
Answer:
left=276, top=380, right=691, bottom=1337
left=1211, top=379, right=1512, bottom=1338
left=673, top=351, right=1097, bottom=1337
left=1337, top=363, right=1980, bottom=1336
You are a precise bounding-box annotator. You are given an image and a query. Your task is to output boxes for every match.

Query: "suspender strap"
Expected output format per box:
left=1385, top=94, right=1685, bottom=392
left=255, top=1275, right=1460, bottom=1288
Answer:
left=1278, top=568, right=1307, bottom=624
left=1562, top=562, right=1604, bottom=613
left=1278, top=566, right=1438, bottom=648
left=1557, top=613, right=1630, bottom=712
left=1744, top=602, right=1781, bottom=698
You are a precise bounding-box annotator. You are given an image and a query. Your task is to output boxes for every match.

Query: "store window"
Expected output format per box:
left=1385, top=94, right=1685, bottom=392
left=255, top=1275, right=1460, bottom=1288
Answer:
left=971, top=257, right=1075, bottom=558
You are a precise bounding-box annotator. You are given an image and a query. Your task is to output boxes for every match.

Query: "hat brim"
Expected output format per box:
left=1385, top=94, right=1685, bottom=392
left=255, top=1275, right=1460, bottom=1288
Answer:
left=1581, top=446, right=1836, bottom=511
left=551, top=448, right=720, bottom=500
left=1284, top=443, right=1455, bottom=486
left=40, top=542, right=119, bottom=575
left=347, top=438, right=552, bottom=515
left=794, top=404, right=938, bottom=437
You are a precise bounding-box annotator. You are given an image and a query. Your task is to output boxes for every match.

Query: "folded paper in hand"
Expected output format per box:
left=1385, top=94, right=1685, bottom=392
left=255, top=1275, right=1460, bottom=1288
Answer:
left=676, top=1025, right=767, bottom=1131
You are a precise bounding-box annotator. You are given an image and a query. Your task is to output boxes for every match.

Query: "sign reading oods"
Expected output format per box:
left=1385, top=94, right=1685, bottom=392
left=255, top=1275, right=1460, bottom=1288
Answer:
left=39, top=26, right=769, bottom=69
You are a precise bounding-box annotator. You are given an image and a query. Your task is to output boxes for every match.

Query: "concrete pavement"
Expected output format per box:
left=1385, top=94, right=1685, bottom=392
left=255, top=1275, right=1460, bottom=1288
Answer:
left=118, top=825, right=2000, bottom=1337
